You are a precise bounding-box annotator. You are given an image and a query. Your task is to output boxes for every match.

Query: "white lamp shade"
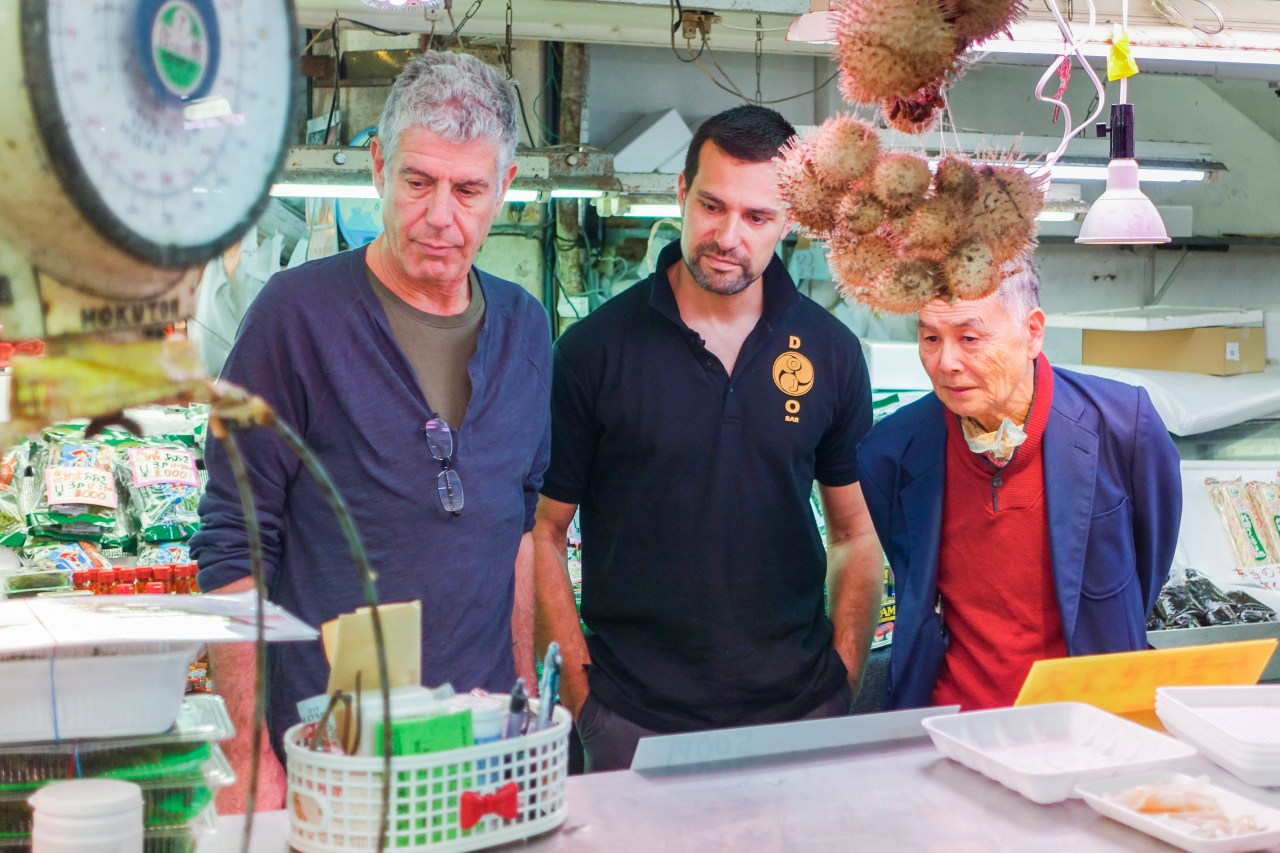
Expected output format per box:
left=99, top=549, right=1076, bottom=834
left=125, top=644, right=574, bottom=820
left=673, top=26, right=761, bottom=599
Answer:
left=786, top=10, right=836, bottom=43
left=1076, top=159, right=1171, bottom=245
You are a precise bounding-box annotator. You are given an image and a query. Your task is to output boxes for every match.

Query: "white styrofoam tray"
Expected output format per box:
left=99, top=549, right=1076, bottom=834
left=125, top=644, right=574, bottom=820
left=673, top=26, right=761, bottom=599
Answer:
left=1158, top=715, right=1280, bottom=788
left=1046, top=307, right=1265, bottom=331
left=921, top=702, right=1197, bottom=804
left=1077, top=771, right=1280, bottom=853
left=0, top=642, right=199, bottom=743
left=1157, top=687, right=1280, bottom=749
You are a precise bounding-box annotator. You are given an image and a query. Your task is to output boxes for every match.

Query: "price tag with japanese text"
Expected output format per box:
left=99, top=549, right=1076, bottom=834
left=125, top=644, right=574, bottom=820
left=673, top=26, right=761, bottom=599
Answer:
left=129, top=447, right=199, bottom=488
left=45, top=467, right=118, bottom=509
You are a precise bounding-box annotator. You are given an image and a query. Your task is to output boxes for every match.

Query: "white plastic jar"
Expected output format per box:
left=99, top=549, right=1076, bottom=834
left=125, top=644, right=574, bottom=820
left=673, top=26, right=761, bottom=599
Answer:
left=29, top=778, right=143, bottom=853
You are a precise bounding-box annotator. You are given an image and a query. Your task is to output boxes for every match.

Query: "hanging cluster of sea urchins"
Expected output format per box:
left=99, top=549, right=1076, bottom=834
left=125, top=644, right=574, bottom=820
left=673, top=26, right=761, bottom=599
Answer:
left=777, top=115, right=1046, bottom=314
left=832, top=0, right=1024, bottom=133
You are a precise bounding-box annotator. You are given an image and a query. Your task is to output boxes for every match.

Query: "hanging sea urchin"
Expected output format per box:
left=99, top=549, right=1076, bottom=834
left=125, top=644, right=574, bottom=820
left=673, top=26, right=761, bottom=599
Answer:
left=829, top=233, right=898, bottom=299
left=835, top=191, right=886, bottom=236
left=941, top=237, right=1000, bottom=301
left=969, top=164, right=1046, bottom=263
left=811, top=115, right=881, bottom=187
left=872, top=259, right=944, bottom=314
left=776, top=138, right=843, bottom=234
left=946, top=0, right=1024, bottom=46
left=870, top=152, right=932, bottom=210
left=902, top=196, right=970, bottom=256
left=834, top=0, right=960, bottom=104
left=934, top=154, right=980, bottom=205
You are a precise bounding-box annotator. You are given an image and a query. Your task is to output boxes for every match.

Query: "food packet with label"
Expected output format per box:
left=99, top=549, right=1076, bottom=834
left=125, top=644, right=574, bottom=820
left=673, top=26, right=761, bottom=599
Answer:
left=1246, top=480, right=1280, bottom=564
left=1206, top=478, right=1275, bottom=566
left=26, top=437, right=123, bottom=541
left=118, top=439, right=202, bottom=542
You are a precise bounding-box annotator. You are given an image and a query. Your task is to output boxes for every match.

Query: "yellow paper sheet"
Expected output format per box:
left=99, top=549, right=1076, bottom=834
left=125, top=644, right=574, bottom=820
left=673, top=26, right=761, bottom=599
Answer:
left=325, top=600, right=422, bottom=695
left=1015, top=639, right=1276, bottom=722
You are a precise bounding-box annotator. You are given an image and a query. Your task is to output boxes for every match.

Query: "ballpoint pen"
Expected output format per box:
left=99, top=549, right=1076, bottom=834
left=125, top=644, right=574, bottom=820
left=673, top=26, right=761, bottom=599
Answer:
left=535, top=642, right=562, bottom=731
left=504, top=678, right=529, bottom=739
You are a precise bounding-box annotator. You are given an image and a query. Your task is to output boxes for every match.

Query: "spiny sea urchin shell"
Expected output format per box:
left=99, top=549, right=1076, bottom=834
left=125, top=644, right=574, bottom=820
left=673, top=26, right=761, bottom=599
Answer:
left=776, top=138, right=843, bottom=234
left=934, top=154, right=980, bottom=204
left=881, top=82, right=947, bottom=135
left=947, top=0, right=1024, bottom=45
left=941, top=237, right=1000, bottom=301
left=835, top=191, right=886, bottom=236
left=969, top=164, right=1046, bottom=263
left=871, top=259, right=944, bottom=314
left=902, top=196, right=970, bottom=256
left=834, top=0, right=960, bottom=104
left=870, top=152, right=932, bottom=210
left=829, top=234, right=897, bottom=299
left=811, top=115, right=880, bottom=186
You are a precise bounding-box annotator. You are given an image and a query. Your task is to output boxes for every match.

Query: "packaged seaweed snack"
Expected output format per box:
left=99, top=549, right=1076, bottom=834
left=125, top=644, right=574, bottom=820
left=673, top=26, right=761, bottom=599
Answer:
left=136, top=541, right=191, bottom=567
left=19, top=538, right=110, bottom=574
left=123, top=443, right=201, bottom=543
left=1207, top=478, right=1273, bottom=566
left=0, top=445, right=32, bottom=549
left=27, top=438, right=120, bottom=541
left=1246, top=480, right=1280, bottom=564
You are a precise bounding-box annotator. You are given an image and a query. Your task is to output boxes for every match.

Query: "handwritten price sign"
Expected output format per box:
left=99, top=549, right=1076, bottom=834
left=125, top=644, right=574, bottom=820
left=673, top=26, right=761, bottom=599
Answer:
left=129, top=448, right=198, bottom=487
left=45, top=467, right=118, bottom=509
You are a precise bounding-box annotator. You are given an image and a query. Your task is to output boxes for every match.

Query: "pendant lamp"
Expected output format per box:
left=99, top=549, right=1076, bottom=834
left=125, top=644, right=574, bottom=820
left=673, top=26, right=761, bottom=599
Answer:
left=1076, top=103, right=1170, bottom=244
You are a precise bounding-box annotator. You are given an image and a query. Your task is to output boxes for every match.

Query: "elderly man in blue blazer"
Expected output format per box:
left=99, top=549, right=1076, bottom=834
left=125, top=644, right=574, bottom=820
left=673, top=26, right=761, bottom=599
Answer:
left=856, top=261, right=1182, bottom=711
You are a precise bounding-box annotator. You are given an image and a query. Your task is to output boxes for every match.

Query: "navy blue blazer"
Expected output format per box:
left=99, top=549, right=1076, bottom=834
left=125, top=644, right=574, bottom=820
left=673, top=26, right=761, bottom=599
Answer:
left=856, top=366, right=1182, bottom=710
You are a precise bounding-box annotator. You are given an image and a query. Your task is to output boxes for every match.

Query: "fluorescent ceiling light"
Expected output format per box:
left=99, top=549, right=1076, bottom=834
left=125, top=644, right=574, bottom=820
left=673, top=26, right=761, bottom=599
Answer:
left=504, top=189, right=542, bottom=203
left=975, top=25, right=1280, bottom=67
left=270, top=183, right=379, bottom=199
left=1049, top=164, right=1205, bottom=183
left=626, top=204, right=683, bottom=218
left=551, top=189, right=606, bottom=199
left=1036, top=211, right=1079, bottom=222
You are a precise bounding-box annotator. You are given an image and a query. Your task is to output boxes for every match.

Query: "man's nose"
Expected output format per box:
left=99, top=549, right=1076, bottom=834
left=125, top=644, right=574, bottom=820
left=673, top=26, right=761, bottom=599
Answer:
left=424, top=189, right=454, bottom=229
left=715, top=215, right=745, bottom=249
left=938, top=339, right=965, bottom=373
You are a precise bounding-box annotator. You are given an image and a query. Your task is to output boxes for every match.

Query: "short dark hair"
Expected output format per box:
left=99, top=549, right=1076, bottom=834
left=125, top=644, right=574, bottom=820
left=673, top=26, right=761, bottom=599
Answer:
left=683, top=105, right=797, bottom=186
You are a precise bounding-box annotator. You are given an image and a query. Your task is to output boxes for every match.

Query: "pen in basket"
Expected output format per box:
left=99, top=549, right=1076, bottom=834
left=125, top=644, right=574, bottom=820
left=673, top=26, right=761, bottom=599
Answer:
left=535, top=643, right=562, bottom=731
left=504, top=678, right=529, bottom=739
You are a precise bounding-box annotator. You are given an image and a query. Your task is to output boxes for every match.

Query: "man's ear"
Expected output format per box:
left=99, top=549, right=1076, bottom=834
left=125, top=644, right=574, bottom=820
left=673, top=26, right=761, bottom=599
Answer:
left=1027, top=307, right=1046, bottom=359
left=676, top=171, right=688, bottom=213
left=497, top=160, right=518, bottom=211
left=370, top=135, right=387, bottom=198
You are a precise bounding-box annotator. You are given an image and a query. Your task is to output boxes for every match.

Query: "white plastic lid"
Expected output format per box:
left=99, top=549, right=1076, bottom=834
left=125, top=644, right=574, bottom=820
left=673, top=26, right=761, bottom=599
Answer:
left=30, top=779, right=143, bottom=819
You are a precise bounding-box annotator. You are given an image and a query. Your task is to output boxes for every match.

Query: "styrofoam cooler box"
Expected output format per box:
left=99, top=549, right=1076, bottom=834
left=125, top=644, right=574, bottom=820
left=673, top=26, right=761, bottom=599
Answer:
left=861, top=339, right=931, bottom=391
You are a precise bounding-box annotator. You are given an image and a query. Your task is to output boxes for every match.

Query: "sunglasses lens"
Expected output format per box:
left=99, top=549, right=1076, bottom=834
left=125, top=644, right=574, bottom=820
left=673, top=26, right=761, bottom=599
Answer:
left=424, top=417, right=453, bottom=460
left=437, top=469, right=464, bottom=513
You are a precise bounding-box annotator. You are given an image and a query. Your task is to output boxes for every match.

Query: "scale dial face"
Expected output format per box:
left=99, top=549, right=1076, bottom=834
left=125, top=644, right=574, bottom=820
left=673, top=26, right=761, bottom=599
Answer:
left=22, top=0, right=296, bottom=268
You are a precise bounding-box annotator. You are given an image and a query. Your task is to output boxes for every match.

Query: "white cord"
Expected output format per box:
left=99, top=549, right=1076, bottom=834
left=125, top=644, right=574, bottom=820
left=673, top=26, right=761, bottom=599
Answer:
left=1029, top=0, right=1107, bottom=178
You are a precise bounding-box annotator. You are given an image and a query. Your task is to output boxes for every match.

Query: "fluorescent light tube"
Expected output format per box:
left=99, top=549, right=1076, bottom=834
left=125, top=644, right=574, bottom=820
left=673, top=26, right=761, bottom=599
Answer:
left=270, top=183, right=379, bottom=199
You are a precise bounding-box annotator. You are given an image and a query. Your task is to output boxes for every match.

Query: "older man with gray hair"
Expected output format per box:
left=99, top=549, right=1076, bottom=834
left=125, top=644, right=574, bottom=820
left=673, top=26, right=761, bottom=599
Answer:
left=194, top=51, right=550, bottom=810
left=856, top=261, right=1181, bottom=712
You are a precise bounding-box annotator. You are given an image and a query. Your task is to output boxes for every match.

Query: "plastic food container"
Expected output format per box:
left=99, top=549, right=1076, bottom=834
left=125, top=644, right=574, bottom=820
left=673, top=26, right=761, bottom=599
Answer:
left=0, top=643, right=199, bottom=743
left=0, top=744, right=232, bottom=835
left=921, top=702, right=1198, bottom=804
left=0, top=801, right=217, bottom=853
left=3, top=570, right=71, bottom=597
left=1156, top=687, right=1280, bottom=787
left=0, top=695, right=232, bottom=789
left=1077, top=771, right=1280, bottom=853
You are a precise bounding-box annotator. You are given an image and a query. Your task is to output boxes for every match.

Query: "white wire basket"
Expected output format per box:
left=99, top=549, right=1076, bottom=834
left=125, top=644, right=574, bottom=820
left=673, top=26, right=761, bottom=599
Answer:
left=284, top=699, right=570, bottom=853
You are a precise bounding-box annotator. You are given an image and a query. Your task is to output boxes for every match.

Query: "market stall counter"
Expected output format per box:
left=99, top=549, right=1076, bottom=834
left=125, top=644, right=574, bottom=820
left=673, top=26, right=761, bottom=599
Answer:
left=203, top=710, right=1275, bottom=852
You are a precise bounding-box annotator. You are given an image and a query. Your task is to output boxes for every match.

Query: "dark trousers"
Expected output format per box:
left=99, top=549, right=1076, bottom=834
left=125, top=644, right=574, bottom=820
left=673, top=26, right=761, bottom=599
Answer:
left=577, top=685, right=854, bottom=773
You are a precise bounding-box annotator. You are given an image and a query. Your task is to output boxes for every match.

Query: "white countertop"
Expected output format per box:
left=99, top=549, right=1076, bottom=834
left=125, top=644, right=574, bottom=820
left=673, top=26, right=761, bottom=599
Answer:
left=202, top=735, right=1279, bottom=852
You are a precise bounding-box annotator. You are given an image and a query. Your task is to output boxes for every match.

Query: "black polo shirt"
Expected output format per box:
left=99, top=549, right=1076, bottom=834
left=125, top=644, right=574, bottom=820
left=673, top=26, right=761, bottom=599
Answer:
left=542, top=239, right=872, bottom=733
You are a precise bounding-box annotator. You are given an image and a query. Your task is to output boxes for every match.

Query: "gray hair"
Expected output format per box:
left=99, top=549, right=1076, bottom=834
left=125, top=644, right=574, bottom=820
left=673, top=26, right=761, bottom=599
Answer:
left=995, top=257, right=1041, bottom=323
left=377, top=51, right=518, bottom=177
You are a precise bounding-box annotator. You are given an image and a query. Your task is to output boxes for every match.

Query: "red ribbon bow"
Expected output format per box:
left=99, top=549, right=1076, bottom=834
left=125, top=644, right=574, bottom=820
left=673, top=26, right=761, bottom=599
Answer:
left=459, top=782, right=519, bottom=830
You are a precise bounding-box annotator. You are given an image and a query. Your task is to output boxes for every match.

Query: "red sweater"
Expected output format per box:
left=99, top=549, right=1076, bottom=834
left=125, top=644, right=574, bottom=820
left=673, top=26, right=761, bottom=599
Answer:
left=931, top=358, right=1068, bottom=710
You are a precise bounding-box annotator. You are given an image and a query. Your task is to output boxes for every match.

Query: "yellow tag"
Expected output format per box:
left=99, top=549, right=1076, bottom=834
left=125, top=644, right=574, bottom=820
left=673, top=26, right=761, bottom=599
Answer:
left=1108, top=33, right=1140, bottom=81
left=1015, top=639, right=1276, bottom=726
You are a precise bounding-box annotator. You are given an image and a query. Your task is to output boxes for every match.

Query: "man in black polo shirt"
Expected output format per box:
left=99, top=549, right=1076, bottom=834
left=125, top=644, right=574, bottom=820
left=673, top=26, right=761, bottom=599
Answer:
left=533, top=105, right=883, bottom=772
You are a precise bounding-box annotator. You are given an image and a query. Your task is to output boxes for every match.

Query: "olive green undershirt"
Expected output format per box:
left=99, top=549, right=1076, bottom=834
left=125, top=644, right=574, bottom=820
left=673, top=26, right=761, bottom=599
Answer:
left=367, top=266, right=485, bottom=429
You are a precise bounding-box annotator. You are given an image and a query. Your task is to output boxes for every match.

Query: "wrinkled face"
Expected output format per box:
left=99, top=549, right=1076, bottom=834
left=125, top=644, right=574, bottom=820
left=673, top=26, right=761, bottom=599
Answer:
left=917, top=293, right=1045, bottom=429
left=371, top=126, right=516, bottom=290
left=676, top=141, right=790, bottom=296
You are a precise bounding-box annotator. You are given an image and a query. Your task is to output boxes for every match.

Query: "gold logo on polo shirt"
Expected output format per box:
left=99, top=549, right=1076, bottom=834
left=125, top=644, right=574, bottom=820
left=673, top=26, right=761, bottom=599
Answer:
left=772, top=351, right=814, bottom=397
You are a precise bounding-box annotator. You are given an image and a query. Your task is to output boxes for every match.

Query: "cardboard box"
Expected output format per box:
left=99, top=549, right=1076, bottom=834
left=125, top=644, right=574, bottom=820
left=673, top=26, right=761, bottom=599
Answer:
left=1082, top=326, right=1266, bottom=376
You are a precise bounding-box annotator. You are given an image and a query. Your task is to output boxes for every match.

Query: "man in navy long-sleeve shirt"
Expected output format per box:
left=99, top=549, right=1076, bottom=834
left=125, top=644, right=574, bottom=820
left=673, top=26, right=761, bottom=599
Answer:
left=192, top=52, right=550, bottom=812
